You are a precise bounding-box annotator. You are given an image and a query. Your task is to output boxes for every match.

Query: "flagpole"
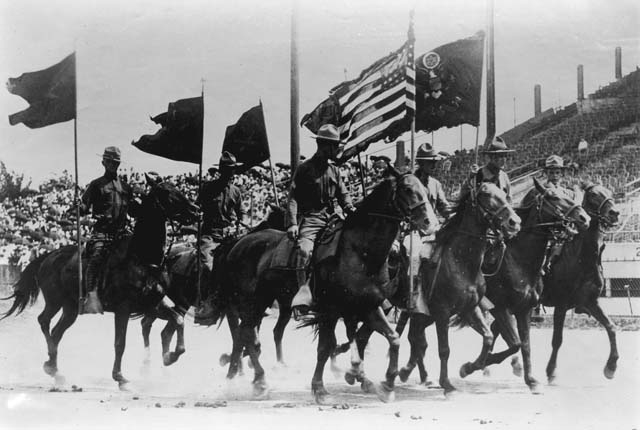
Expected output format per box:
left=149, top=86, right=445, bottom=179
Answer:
left=195, top=83, right=205, bottom=308
left=260, top=100, right=280, bottom=207
left=484, top=0, right=496, bottom=147
left=408, top=10, right=416, bottom=312
left=290, top=0, right=300, bottom=173
left=72, top=49, right=83, bottom=315
left=357, top=153, right=367, bottom=198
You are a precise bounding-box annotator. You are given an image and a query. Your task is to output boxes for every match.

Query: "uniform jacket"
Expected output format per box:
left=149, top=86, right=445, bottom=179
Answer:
left=415, top=168, right=451, bottom=216
left=81, top=174, right=132, bottom=234
left=198, top=179, right=244, bottom=234
left=286, top=154, right=352, bottom=227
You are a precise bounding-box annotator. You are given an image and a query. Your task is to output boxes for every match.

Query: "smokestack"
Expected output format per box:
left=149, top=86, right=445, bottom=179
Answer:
left=395, top=140, right=405, bottom=169
left=577, top=65, right=584, bottom=101
left=615, top=47, right=622, bottom=80
left=534, top=84, right=541, bottom=117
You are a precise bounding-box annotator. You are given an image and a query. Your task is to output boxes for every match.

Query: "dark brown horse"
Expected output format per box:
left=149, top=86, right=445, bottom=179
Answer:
left=540, top=182, right=620, bottom=382
left=2, top=180, right=199, bottom=389
left=140, top=205, right=287, bottom=367
left=459, top=178, right=591, bottom=393
left=336, top=182, right=522, bottom=396
left=211, top=169, right=435, bottom=402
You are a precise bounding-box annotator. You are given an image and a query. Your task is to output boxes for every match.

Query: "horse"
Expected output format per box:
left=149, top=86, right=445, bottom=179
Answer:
left=1, top=179, right=199, bottom=389
left=538, top=182, right=620, bottom=382
left=140, top=205, right=287, bottom=367
left=210, top=168, right=435, bottom=402
left=335, top=182, right=523, bottom=396
left=458, top=178, right=591, bottom=393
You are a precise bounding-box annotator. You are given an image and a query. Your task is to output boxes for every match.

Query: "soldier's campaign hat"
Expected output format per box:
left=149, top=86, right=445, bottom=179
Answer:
left=313, top=124, right=342, bottom=144
left=370, top=155, right=392, bottom=165
left=544, top=155, right=567, bottom=169
left=101, top=146, right=121, bottom=162
left=209, top=151, right=243, bottom=175
left=415, top=143, right=446, bottom=161
left=481, top=136, right=514, bottom=154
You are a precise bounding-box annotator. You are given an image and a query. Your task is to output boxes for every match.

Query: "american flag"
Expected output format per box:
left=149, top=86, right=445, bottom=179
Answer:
left=334, top=25, right=415, bottom=149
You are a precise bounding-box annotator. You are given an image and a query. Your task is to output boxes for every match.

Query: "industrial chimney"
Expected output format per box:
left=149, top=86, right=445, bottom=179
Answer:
left=395, top=140, right=405, bottom=169
left=577, top=65, right=584, bottom=101
left=615, top=47, right=622, bottom=80
left=534, top=84, right=541, bottom=117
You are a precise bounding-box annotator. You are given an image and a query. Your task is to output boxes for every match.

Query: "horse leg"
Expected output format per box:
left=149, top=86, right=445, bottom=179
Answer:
left=47, top=302, right=78, bottom=384
left=273, top=304, right=291, bottom=365
left=366, top=307, right=400, bottom=403
left=355, top=322, right=376, bottom=393
left=584, top=301, right=618, bottom=379
left=515, top=309, right=542, bottom=394
left=545, top=307, right=566, bottom=384
left=112, top=309, right=131, bottom=389
left=158, top=303, right=185, bottom=366
left=484, top=309, right=522, bottom=368
left=343, top=318, right=361, bottom=385
left=399, top=313, right=426, bottom=383
left=225, top=312, right=244, bottom=379
left=38, top=302, right=62, bottom=378
left=459, top=306, right=494, bottom=378
left=394, top=310, right=410, bottom=337
left=241, top=322, right=268, bottom=399
left=140, top=314, right=155, bottom=366
left=311, top=316, right=338, bottom=404
left=434, top=311, right=456, bottom=396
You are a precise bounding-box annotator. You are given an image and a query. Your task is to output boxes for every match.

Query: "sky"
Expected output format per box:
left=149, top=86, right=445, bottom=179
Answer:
left=1, top=0, right=638, bottom=186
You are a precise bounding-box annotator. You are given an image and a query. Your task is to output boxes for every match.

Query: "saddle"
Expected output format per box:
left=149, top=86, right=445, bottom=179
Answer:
left=269, top=216, right=344, bottom=270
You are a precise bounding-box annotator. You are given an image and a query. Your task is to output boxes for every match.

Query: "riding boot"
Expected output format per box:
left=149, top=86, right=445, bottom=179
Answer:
left=291, top=269, right=313, bottom=318
left=81, top=262, right=103, bottom=315
left=194, top=268, right=219, bottom=326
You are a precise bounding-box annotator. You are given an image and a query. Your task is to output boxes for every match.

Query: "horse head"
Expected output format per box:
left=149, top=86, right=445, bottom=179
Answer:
left=387, top=167, right=438, bottom=232
left=474, top=182, right=521, bottom=238
left=147, top=181, right=200, bottom=226
left=580, top=182, right=619, bottom=227
left=532, top=177, right=590, bottom=232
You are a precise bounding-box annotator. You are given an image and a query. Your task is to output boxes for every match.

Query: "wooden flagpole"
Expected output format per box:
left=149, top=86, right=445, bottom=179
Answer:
left=290, top=0, right=300, bottom=174
left=408, top=10, right=416, bottom=311
left=72, top=49, right=83, bottom=315
left=195, top=82, right=205, bottom=307
left=260, top=100, right=280, bottom=207
left=485, top=0, right=496, bottom=146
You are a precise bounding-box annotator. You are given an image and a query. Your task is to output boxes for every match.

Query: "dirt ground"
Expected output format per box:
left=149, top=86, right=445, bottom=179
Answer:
left=1, top=299, right=639, bottom=430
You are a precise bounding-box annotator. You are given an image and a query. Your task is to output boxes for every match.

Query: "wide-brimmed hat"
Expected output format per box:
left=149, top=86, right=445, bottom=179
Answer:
left=101, top=146, right=121, bottom=162
left=371, top=155, right=392, bottom=165
left=313, top=124, right=342, bottom=144
left=544, top=155, right=567, bottom=169
left=415, top=143, right=446, bottom=161
left=481, top=136, right=514, bottom=154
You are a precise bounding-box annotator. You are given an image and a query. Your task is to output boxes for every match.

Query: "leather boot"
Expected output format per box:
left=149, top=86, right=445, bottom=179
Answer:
left=291, top=269, right=313, bottom=319
left=194, top=298, right=219, bottom=326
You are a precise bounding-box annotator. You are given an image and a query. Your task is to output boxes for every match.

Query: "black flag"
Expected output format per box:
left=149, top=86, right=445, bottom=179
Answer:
left=415, top=31, right=485, bottom=132
left=132, top=96, right=203, bottom=164
left=222, top=103, right=270, bottom=173
left=6, top=53, right=76, bottom=128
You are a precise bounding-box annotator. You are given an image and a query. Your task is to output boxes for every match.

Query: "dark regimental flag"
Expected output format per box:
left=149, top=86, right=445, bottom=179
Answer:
left=6, top=53, right=76, bottom=128
left=222, top=103, right=270, bottom=173
left=302, top=23, right=415, bottom=156
left=415, top=31, right=485, bottom=132
left=132, top=96, right=203, bottom=164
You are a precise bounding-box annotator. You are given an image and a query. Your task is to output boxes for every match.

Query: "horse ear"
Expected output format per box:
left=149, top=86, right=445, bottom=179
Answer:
left=533, top=177, right=545, bottom=194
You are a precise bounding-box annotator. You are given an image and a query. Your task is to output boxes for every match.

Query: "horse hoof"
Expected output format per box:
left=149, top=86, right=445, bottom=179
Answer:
left=253, top=381, right=269, bottom=400
left=375, top=382, right=395, bottom=403
left=444, top=388, right=458, bottom=400
left=603, top=365, right=616, bottom=380
left=482, top=367, right=491, bottom=377
left=119, top=381, right=132, bottom=392
left=547, top=374, right=557, bottom=385
left=344, top=372, right=356, bottom=386
left=420, top=379, right=434, bottom=387
left=361, top=378, right=375, bottom=394
left=511, top=357, right=523, bottom=377
left=219, top=354, right=231, bottom=367
left=529, top=382, right=544, bottom=395
left=54, top=374, right=66, bottom=386
left=459, top=362, right=473, bottom=379
left=398, top=367, right=411, bottom=383
left=43, top=361, right=57, bottom=377
left=163, top=352, right=181, bottom=366
left=313, top=388, right=331, bottom=405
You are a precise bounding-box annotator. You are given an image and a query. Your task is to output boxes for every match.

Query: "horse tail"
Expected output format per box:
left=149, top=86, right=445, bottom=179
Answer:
left=1, top=253, right=48, bottom=319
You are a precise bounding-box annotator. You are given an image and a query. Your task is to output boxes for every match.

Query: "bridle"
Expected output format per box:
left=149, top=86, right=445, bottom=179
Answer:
left=469, top=183, right=513, bottom=234
left=583, top=184, right=615, bottom=228
left=367, top=173, right=427, bottom=228
left=527, top=187, right=581, bottom=232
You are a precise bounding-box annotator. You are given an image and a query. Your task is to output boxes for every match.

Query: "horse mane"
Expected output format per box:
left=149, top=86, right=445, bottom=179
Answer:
left=435, top=192, right=471, bottom=244
left=344, top=177, right=395, bottom=227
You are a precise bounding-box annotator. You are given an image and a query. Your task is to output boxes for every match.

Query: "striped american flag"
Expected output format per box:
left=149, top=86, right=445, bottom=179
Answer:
left=334, top=25, right=415, bottom=149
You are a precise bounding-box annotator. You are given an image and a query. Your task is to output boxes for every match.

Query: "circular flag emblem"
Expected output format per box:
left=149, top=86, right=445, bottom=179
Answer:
left=422, top=52, right=441, bottom=70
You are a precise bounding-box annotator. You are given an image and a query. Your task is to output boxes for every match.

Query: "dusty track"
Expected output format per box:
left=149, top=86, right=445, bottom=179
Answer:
left=1, top=299, right=639, bottom=430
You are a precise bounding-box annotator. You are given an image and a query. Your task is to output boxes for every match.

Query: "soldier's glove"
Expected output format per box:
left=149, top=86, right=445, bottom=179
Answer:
left=287, top=225, right=299, bottom=241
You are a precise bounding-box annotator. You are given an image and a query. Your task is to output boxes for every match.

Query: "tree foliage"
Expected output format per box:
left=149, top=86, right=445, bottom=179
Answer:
left=0, top=161, right=32, bottom=201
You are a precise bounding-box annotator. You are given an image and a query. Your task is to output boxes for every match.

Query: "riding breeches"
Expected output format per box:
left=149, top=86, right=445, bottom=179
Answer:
left=292, top=211, right=331, bottom=271
left=198, top=234, right=221, bottom=272
left=86, top=238, right=110, bottom=292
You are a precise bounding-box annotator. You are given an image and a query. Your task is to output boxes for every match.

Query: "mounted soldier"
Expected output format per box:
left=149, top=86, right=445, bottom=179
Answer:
left=287, top=124, right=355, bottom=314
left=194, top=151, right=246, bottom=322
left=80, top=146, right=134, bottom=314
left=526, top=154, right=576, bottom=276
left=461, top=136, right=514, bottom=202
